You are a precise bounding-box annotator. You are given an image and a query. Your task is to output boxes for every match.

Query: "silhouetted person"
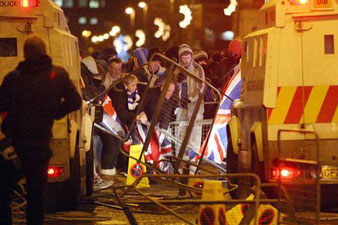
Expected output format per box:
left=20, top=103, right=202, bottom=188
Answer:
left=0, top=35, right=82, bottom=225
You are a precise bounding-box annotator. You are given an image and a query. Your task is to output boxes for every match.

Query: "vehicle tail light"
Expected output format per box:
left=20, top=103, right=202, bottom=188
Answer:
left=20, top=0, right=39, bottom=8
left=271, top=167, right=302, bottom=180
left=47, top=166, right=64, bottom=178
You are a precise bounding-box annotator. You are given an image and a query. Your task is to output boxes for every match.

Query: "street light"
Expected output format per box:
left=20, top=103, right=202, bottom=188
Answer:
left=125, top=7, right=135, bottom=32
left=82, top=30, right=91, bottom=38
left=109, top=25, right=121, bottom=36
left=138, top=2, right=146, bottom=9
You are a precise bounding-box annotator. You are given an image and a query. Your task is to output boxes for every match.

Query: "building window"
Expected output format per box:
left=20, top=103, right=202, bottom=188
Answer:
left=88, top=0, right=105, bottom=8
left=54, top=0, right=62, bottom=7
left=79, top=0, right=88, bottom=7
left=63, top=0, right=73, bottom=8
left=78, top=17, right=87, bottom=25
left=90, top=17, right=98, bottom=25
left=89, top=0, right=99, bottom=8
left=0, top=38, right=17, bottom=57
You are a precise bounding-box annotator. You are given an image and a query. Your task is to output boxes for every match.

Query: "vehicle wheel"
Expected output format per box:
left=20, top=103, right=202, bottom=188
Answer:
left=321, top=184, right=338, bottom=210
left=85, top=142, right=94, bottom=196
left=250, top=138, right=272, bottom=198
left=226, top=132, right=238, bottom=174
left=64, top=138, right=81, bottom=210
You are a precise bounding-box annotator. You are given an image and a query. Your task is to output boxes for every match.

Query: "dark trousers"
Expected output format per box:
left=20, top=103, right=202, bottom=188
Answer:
left=0, top=147, right=50, bottom=225
left=99, top=131, right=121, bottom=170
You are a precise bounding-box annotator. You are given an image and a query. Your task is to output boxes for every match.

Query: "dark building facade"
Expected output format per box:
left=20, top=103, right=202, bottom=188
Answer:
left=54, top=0, right=264, bottom=53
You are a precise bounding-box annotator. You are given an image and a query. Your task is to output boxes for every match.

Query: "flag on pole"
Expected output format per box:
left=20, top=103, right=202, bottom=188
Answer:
left=189, top=64, right=242, bottom=164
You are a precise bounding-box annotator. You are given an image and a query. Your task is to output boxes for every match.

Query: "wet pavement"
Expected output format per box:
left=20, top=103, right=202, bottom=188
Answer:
left=11, top=174, right=338, bottom=225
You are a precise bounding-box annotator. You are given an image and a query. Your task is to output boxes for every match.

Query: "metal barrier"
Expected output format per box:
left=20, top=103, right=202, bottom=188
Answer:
left=92, top=173, right=302, bottom=225
left=123, top=52, right=223, bottom=175
left=276, top=129, right=320, bottom=224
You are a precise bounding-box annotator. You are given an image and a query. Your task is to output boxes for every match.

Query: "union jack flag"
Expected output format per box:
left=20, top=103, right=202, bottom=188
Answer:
left=136, top=123, right=172, bottom=173
left=99, top=95, right=125, bottom=137
left=189, top=64, right=242, bottom=164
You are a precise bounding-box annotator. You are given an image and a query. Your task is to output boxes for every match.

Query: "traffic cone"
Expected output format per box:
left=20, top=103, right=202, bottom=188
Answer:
left=198, top=180, right=226, bottom=225
left=226, top=194, right=254, bottom=225
left=126, top=144, right=149, bottom=188
left=188, top=178, right=204, bottom=197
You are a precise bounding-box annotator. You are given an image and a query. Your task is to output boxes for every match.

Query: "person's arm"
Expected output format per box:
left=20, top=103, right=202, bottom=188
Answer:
left=55, top=68, right=82, bottom=120
left=0, top=71, right=18, bottom=113
left=0, top=77, right=10, bottom=113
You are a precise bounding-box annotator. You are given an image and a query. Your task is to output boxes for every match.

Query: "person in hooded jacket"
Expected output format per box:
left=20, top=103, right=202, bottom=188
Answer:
left=175, top=44, right=205, bottom=174
left=219, top=38, right=242, bottom=88
left=132, top=50, right=166, bottom=96
left=0, top=35, right=82, bottom=225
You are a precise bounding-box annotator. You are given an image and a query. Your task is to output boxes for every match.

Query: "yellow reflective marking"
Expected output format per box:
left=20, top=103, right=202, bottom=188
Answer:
left=303, top=86, right=328, bottom=123
left=332, top=106, right=338, bottom=123
left=269, top=87, right=297, bottom=124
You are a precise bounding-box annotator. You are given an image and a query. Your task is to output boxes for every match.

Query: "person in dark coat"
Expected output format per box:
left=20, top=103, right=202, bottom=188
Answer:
left=132, top=50, right=166, bottom=96
left=108, top=74, right=140, bottom=128
left=0, top=35, right=82, bottom=225
left=139, top=80, right=177, bottom=130
left=108, top=74, right=142, bottom=147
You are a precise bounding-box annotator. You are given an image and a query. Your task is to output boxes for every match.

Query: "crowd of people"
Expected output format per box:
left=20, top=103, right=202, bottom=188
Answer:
left=80, top=39, right=243, bottom=190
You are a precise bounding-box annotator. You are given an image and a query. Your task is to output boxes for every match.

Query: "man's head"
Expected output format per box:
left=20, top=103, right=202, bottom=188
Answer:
left=108, top=57, right=122, bottom=79
left=102, top=47, right=118, bottom=62
left=178, top=44, right=193, bottom=68
left=24, top=35, right=46, bottom=59
left=148, top=49, right=161, bottom=73
left=228, top=38, right=242, bottom=62
left=194, top=50, right=208, bottom=66
left=149, top=60, right=161, bottom=73
left=161, top=80, right=176, bottom=100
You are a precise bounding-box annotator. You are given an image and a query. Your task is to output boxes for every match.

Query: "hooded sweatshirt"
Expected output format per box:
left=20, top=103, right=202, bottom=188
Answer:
left=178, top=44, right=205, bottom=102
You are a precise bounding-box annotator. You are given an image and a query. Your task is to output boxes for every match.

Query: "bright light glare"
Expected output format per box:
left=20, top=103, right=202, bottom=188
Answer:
left=224, top=0, right=238, bottom=16
left=20, top=0, right=39, bottom=7
left=135, top=29, right=146, bottom=47
left=82, top=30, right=92, bottom=38
left=154, top=18, right=165, bottom=38
left=281, top=169, right=290, bottom=177
left=21, top=0, right=29, bottom=7
left=299, top=0, right=308, bottom=4
left=103, top=33, right=109, bottom=39
left=109, top=26, right=121, bottom=37
left=98, top=35, right=104, bottom=42
left=47, top=167, right=63, bottom=178
left=221, top=31, right=234, bottom=41
left=138, top=2, right=147, bottom=8
left=125, top=7, right=134, bottom=15
left=179, top=5, right=192, bottom=28
left=113, top=36, right=123, bottom=54
left=91, top=36, right=98, bottom=43
left=154, top=18, right=171, bottom=41
left=47, top=168, right=55, bottom=175
left=112, top=26, right=121, bottom=34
